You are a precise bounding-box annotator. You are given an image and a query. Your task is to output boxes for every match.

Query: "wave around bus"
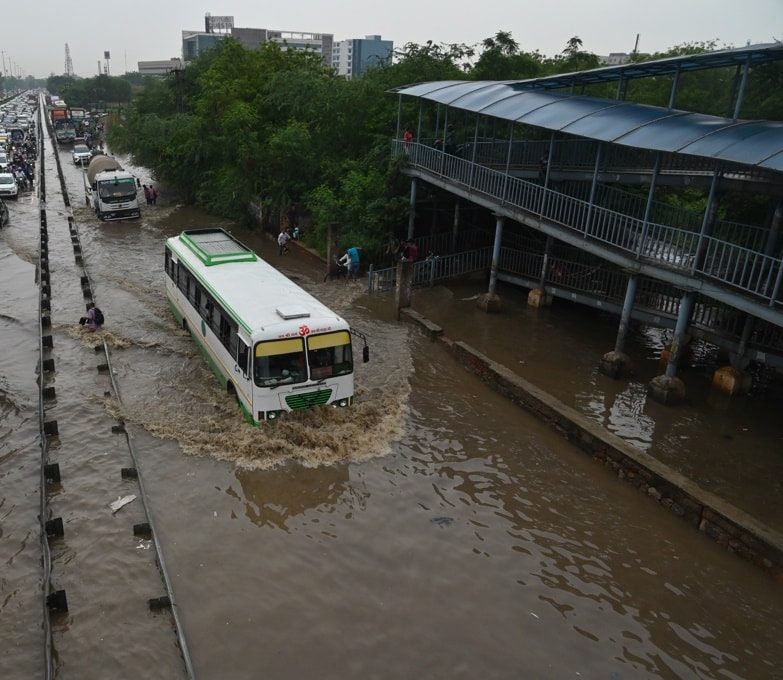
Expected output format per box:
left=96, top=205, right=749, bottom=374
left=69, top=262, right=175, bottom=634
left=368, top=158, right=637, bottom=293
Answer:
left=164, top=228, right=367, bottom=424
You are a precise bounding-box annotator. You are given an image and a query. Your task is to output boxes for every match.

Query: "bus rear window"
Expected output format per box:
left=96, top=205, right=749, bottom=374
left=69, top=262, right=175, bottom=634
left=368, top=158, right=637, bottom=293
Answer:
left=306, top=331, right=353, bottom=380
left=254, top=338, right=306, bottom=387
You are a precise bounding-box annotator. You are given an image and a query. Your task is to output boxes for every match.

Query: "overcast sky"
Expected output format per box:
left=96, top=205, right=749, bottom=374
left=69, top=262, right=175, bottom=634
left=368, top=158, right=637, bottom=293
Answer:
left=3, top=0, right=782, bottom=78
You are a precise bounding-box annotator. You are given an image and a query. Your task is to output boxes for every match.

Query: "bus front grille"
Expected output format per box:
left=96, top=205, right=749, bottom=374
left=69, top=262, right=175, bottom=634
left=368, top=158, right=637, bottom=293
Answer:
left=285, top=389, right=333, bottom=410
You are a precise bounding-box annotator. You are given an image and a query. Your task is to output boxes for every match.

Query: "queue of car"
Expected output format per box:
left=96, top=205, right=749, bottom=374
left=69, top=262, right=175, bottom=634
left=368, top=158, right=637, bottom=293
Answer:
left=0, top=92, right=37, bottom=221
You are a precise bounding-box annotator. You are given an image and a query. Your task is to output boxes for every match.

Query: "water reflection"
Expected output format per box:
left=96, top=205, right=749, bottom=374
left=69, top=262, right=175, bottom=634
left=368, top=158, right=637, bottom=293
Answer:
left=234, top=464, right=366, bottom=530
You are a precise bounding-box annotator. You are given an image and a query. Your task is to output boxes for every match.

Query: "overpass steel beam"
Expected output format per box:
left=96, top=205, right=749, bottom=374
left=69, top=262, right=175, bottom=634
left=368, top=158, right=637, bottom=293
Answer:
left=636, top=152, right=662, bottom=258
left=692, top=168, right=721, bottom=273
left=668, top=67, right=681, bottom=109
left=732, top=55, right=752, bottom=120
left=584, top=142, right=603, bottom=237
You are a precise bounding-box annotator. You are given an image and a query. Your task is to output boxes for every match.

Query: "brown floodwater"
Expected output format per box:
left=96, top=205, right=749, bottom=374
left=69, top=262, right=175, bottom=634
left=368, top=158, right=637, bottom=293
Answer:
left=0, top=135, right=782, bottom=679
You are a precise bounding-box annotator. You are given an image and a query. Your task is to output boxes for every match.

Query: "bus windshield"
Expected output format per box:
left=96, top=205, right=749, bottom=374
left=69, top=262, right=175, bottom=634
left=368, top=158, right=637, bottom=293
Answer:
left=254, top=338, right=307, bottom=387
left=306, top=331, right=353, bottom=380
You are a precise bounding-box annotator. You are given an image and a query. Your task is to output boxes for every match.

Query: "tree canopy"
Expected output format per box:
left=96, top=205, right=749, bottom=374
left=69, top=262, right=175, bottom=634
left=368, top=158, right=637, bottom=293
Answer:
left=107, top=33, right=782, bottom=256
left=46, top=74, right=132, bottom=107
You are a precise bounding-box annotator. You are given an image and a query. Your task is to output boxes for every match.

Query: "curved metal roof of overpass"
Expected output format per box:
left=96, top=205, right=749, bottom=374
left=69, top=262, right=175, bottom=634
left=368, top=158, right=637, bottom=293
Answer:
left=489, top=42, right=783, bottom=90
left=392, top=45, right=783, bottom=173
left=395, top=80, right=783, bottom=173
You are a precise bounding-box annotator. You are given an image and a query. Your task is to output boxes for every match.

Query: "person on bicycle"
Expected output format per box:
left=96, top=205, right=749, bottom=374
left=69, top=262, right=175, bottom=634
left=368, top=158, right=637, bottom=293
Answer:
left=338, top=246, right=362, bottom=280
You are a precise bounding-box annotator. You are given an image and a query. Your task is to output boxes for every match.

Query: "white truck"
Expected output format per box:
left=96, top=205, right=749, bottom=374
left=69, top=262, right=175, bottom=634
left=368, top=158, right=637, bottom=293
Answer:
left=85, top=155, right=141, bottom=221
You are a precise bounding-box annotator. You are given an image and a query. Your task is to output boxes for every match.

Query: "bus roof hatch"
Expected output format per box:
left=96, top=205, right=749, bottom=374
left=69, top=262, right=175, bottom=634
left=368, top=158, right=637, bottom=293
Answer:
left=276, top=306, right=310, bottom=320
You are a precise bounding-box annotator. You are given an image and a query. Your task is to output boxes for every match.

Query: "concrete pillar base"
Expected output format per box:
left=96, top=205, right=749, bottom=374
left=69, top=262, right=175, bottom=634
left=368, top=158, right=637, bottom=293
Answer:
left=711, top=365, right=751, bottom=397
left=659, top=344, right=672, bottom=369
left=659, top=342, right=694, bottom=370
left=527, top=287, right=551, bottom=308
left=599, top=351, right=632, bottom=379
left=648, top=374, right=686, bottom=405
left=476, top=293, right=502, bottom=313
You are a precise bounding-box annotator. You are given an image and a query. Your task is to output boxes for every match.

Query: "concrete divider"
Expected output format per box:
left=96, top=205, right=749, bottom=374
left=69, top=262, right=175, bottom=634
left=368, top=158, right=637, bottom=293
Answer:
left=401, top=307, right=783, bottom=580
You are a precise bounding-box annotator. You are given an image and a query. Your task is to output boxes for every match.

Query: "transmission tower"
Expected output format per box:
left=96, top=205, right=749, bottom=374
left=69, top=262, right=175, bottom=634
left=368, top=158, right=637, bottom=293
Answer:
left=64, top=43, right=74, bottom=76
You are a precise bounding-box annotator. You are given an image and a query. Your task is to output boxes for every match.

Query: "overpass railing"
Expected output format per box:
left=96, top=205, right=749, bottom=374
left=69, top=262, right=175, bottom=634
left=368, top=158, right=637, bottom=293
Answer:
left=394, top=140, right=783, bottom=308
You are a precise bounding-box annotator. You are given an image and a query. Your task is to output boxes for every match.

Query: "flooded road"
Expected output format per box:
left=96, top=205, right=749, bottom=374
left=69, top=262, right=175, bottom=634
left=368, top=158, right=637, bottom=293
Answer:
left=1, top=140, right=782, bottom=679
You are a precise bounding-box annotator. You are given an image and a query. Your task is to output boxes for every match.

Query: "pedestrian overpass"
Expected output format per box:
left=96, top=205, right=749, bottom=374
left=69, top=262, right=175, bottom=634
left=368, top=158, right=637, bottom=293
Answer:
left=387, top=43, right=783, bottom=402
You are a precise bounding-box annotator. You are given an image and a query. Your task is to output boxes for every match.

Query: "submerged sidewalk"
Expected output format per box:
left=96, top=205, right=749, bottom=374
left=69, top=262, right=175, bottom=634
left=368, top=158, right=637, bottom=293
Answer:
left=397, top=280, right=783, bottom=579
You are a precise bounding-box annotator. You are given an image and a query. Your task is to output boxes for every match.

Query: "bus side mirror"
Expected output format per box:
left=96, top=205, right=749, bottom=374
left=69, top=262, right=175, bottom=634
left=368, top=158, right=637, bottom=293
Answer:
left=363, top=346, right=369, bottom=363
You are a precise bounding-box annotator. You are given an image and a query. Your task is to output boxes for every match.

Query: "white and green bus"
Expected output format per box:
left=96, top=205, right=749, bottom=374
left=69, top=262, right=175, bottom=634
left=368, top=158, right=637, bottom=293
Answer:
left=165, top=229, right=363, bottom=424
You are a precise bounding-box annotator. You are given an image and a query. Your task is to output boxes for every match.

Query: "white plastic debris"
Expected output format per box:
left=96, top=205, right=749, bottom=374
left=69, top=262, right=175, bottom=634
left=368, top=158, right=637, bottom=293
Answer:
left=109, top=494, right=137, bottom=514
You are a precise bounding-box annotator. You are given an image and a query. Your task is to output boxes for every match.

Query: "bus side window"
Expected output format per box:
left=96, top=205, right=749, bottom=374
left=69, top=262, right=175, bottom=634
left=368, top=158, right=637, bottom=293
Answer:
left=204, top=297, right=214, bottom=326
left=188, top=274, right=198, bottom=307
left=219, top=315, right=231, bottom=348
left=237, top=339, right=249, bottom=377
left=229, top=325, right=238, bottom=358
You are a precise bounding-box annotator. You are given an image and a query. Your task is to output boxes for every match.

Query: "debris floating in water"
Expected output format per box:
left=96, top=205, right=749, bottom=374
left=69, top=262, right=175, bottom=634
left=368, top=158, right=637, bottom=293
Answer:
left=109, top=494, right=137, bottom=514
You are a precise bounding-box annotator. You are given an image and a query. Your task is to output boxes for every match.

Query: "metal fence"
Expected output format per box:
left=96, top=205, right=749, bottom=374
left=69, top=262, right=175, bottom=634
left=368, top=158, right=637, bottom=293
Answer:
left=394, top=140, right=783, bottom=308
left=369, top=247, right=493, bottom=294
left=497, top=247, right=783, bottom=353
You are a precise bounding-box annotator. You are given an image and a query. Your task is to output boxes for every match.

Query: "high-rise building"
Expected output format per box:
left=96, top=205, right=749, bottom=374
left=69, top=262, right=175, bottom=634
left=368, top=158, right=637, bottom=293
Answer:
left=332, top=35, right=393, bottom=79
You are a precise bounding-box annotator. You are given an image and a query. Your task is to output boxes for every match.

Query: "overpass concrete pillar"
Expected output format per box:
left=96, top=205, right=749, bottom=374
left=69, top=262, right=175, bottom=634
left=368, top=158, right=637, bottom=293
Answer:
left=648, top=290, right=695, bottom=405
left=477, top=214, right=504, bottom=313
left=599, top=273, right=638, bottom=378
left=528, top=236, right=553, bottom=308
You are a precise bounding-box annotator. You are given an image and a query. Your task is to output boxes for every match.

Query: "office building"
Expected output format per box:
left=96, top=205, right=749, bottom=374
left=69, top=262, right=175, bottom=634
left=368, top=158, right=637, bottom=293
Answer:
left=182, top=14, right=333, bottom=66
left=138, top=58, right=183, bottom=76
left=332, top=35, right=393, bottom=79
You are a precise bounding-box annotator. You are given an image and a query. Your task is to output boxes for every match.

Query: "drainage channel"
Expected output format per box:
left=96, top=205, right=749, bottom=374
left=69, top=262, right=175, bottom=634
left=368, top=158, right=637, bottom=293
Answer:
left=38, top=97, right=194, bottom=678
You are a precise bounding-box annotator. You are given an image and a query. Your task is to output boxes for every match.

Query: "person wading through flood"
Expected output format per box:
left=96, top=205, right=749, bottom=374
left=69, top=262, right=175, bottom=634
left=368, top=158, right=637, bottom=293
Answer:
left=278, top=228, right=291, bottom=255
left=79, top=302, right=104, bottom=332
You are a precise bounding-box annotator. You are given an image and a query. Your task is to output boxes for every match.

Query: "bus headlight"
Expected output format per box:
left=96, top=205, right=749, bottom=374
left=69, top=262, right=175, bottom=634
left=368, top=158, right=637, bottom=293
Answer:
left=332, top=399, right=349, bottom=408
left=265, top=410, right=284, bottom=421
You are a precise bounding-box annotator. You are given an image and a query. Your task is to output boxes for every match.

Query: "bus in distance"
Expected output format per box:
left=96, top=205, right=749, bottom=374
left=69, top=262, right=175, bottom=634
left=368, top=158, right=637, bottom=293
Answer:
left=165, top=228, right=365, bottom=424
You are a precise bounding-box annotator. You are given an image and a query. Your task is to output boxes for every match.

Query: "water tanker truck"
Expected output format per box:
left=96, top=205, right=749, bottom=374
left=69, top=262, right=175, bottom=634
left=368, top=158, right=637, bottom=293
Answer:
left=85, top=155, right=141, bottom=221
